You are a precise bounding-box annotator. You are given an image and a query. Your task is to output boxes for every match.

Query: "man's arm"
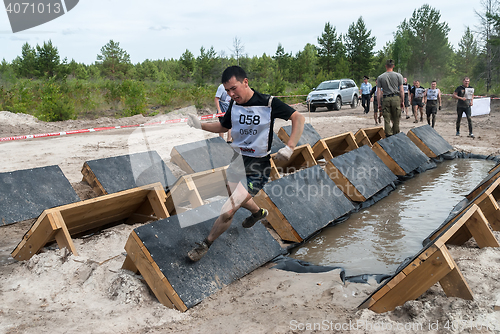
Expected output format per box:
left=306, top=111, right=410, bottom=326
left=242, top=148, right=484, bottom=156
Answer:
left=377, top=87, right=383, bottom=110
left=438, top=90, right=442, bottom=106
left=399, top=85, right=404, bottom=107
left=423, top=89, right=428, bottom=104
left=214, top=97, right=222, bottom=113
left=202, top=121, right=228, bottom=133
left=286, top=111, right=305, bottom=149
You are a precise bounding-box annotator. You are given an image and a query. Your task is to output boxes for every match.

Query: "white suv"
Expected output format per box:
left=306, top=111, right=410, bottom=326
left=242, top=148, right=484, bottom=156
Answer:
left=306, top=79, right=359, bottom=112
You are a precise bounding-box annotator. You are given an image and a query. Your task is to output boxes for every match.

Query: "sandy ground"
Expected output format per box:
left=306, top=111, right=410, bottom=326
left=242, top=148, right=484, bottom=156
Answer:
left=1, top=97, right=500, bottom=334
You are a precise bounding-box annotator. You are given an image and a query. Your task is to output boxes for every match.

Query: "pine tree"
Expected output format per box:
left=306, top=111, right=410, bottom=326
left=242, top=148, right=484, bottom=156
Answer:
left=344, top=17, right=376, bottom=82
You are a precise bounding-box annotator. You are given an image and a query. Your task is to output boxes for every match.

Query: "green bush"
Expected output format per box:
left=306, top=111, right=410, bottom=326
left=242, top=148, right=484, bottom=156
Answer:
left=36, top=79, right=75, bottom=121
left=120, top=79, right=147, bottom=116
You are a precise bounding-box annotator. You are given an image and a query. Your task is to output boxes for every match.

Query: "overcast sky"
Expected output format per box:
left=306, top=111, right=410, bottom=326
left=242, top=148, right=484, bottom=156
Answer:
left=0, top=0, right=486, bottom=65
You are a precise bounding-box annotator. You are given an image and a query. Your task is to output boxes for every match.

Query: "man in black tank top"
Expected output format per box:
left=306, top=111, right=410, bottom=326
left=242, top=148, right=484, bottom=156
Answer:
left=186, top=66, right=305, bottom=261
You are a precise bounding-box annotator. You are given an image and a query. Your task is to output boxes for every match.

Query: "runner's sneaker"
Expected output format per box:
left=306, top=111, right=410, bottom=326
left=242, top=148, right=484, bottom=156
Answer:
left=456, top=131, right=460, bottom=136
left=468, top=133, right=475, bottom=138
left=187, top=239, right=211, bottom=262
left=242, top=209, right=268, bottom=228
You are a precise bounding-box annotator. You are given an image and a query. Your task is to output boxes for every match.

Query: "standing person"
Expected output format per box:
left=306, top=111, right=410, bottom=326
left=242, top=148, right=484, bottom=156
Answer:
left=215, top=83, right=233, bottom=142
left=424, top=80, right=442, bottom=128
left=186, top=66, right=305, bottom=262
left=360, top=76, right=372, bottom=114
left=370, top=79, right=381, bottom=125
left=402, top=77, right=411, bottom=119
left=453, top=77, right=474, bottom=138
left=410, top=80, right=425, bottom=123
left=377, top=59, right=404, bottom=136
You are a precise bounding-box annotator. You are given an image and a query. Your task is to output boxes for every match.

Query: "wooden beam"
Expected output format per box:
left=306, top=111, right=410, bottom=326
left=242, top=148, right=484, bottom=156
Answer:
left=170, top=147, right=195, bottom=174
left=464, top=207, right=500, bottom=248
left=50, top=211, right=78, bottom=256
left=253, top=190, right=301, bottom=242
left=477, top=194, right=500, bottom=231
left=123, top=232, right=187, bottom=311
left=407, top=130, right=436, bottom=158
left=371, top=142, right=406, bottom=176
left=367, top=245, right=464, bottom=313
left=324, top=161, right=366, bottom=202
left=81, top=162, right=107, bottom=196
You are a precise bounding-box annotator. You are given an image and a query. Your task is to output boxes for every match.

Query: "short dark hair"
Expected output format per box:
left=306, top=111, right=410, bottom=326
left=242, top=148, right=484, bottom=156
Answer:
left=222, top=66, right=247, bottom=84
left=385, top=59, right=395, bottom=67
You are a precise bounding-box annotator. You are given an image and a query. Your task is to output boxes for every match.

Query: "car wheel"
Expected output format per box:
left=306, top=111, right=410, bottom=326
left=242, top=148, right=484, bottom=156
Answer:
left=333, top=96, right=342, bottom=110
left=351, top=95, right=358, bottom=108
left=308, top=104, right=316, bottom=112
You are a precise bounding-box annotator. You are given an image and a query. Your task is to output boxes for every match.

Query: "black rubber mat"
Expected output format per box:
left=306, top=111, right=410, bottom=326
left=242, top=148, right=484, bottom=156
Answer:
left=173, top=137, right=235, bottom=173
left=134, top=199, right=283, bottom=309
left=0, top=165, right=80, bottom=226
left=330, top=145, right=398, bottom=200
left=377, top=132, right=430, bottom=174
left=281, top=123, right=322, bottom=147
left=410, top=125, right=453, bottom=156
left=85, top=151, right=176, bottom=193
left=263, top=165, right=355, bottom=239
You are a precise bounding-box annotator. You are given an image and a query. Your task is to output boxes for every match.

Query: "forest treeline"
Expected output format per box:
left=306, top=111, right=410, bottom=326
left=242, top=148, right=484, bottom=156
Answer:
left=1, top=3, right=499, bottom=121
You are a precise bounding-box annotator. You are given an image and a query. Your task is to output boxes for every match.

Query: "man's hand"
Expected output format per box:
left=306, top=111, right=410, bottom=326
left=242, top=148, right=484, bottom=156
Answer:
left=187, top=114, right=201, bottom=129
left=275, top=146, right=294, bottom=161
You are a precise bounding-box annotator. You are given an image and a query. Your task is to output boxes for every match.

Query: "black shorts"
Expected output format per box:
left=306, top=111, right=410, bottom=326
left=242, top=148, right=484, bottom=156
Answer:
left=404, top=93, right=409, bottom=107
left=412, top=98, right=424, bottom=107
left=225, top=152, right=271, bottom=196
left=426, top=101, right=438, bottom=115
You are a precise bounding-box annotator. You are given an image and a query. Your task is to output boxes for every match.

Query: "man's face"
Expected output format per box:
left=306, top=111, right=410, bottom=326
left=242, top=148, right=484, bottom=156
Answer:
left=431, top=82, right=437, bottom=89
left=463, top=78, right=470, bottom=87
left=363, top=78, right=368, bottom=83
left=404, top=78, right=407, bottom=84
left=224, top=76, right=250, bottom=104
left=415, top=81, right=420, bottom=88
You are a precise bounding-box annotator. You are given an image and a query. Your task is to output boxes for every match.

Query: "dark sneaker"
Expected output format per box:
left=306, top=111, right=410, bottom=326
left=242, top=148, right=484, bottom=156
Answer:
left=242, top=209, right=268, bottom=228
left=456, top=131, right=460, bottom=136
left=468, top=133, right=475, bottom=138
left=187, top=240, right=210, bottom=262
left=406, top=116, right=410, bottom=119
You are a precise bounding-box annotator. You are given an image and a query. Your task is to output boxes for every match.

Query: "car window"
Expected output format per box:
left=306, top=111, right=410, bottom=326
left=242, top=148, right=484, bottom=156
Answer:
left=316, top=81, right=339, bottom=90
left=348, top=81, right=355, bottom=88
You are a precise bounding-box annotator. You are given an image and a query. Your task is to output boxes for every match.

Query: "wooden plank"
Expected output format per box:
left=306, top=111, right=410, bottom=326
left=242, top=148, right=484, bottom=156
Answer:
left=465, top=207, right=500, bottom=248
left=439, top=267, right=473, bottom=299
left=354, top=129, right=371, bottom=147
left=123, top=232, right=181, bottom=310
left=271, top=144, right=317, bottom=175
left=50, top=211, right=78, bottom=256
left=324, top=161, right=366, bottom=202
left=364, top=127, right=386, bottom=144
left=253, top=190, right=301, bottom=242
left=269, top=158, right=281, bottom=181
left=371, top=142, right=406, bottom=176
left=12, top=213, right=57, bottom=261
left=122, top=254, right=138, bottom=273
left=407, top=130, right=436, bottom=158
left=81, top=162, right=107, bottom=196
left=12, top=183, right=168, bottom=260
left=311, top=140, right=328, bottom=160
left=477, top=194, right=500, bottom=231
left=186, top=178, right=204, bottom=208
left=369, top=245, right=455, bottom=313
left=320, top=132, right=359, bottom=160
left=170, top=147, right=195, bottom=174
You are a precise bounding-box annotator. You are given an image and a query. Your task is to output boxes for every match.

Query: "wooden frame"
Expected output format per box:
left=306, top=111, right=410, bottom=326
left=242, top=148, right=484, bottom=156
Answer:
left=371, top=142, right=406, bottom=176
left=165, top=166, right=229, bottom=216
left=466, top=163, right=500, bottom=201
left=407, top=130, right=437, bottom=158
left=359, top=200, right=499, bottom=313
left=269, top=144, right=317, bottom=181
left=122, top=231, right=186, bottom=311
left=354, top=127, right=385, bottom=148
left=11, top=183, right=169, bottom=261
left=428, top=177, right=500, bottom=244
left=323, top=160, right=365, bottom=202
left=252, top=190, right=302, bottom=243
left=359, top=243, right=473, bottom=313
left=81, top=161, right=107, bottom=196
left=311, top=132, right=359, bottom=161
